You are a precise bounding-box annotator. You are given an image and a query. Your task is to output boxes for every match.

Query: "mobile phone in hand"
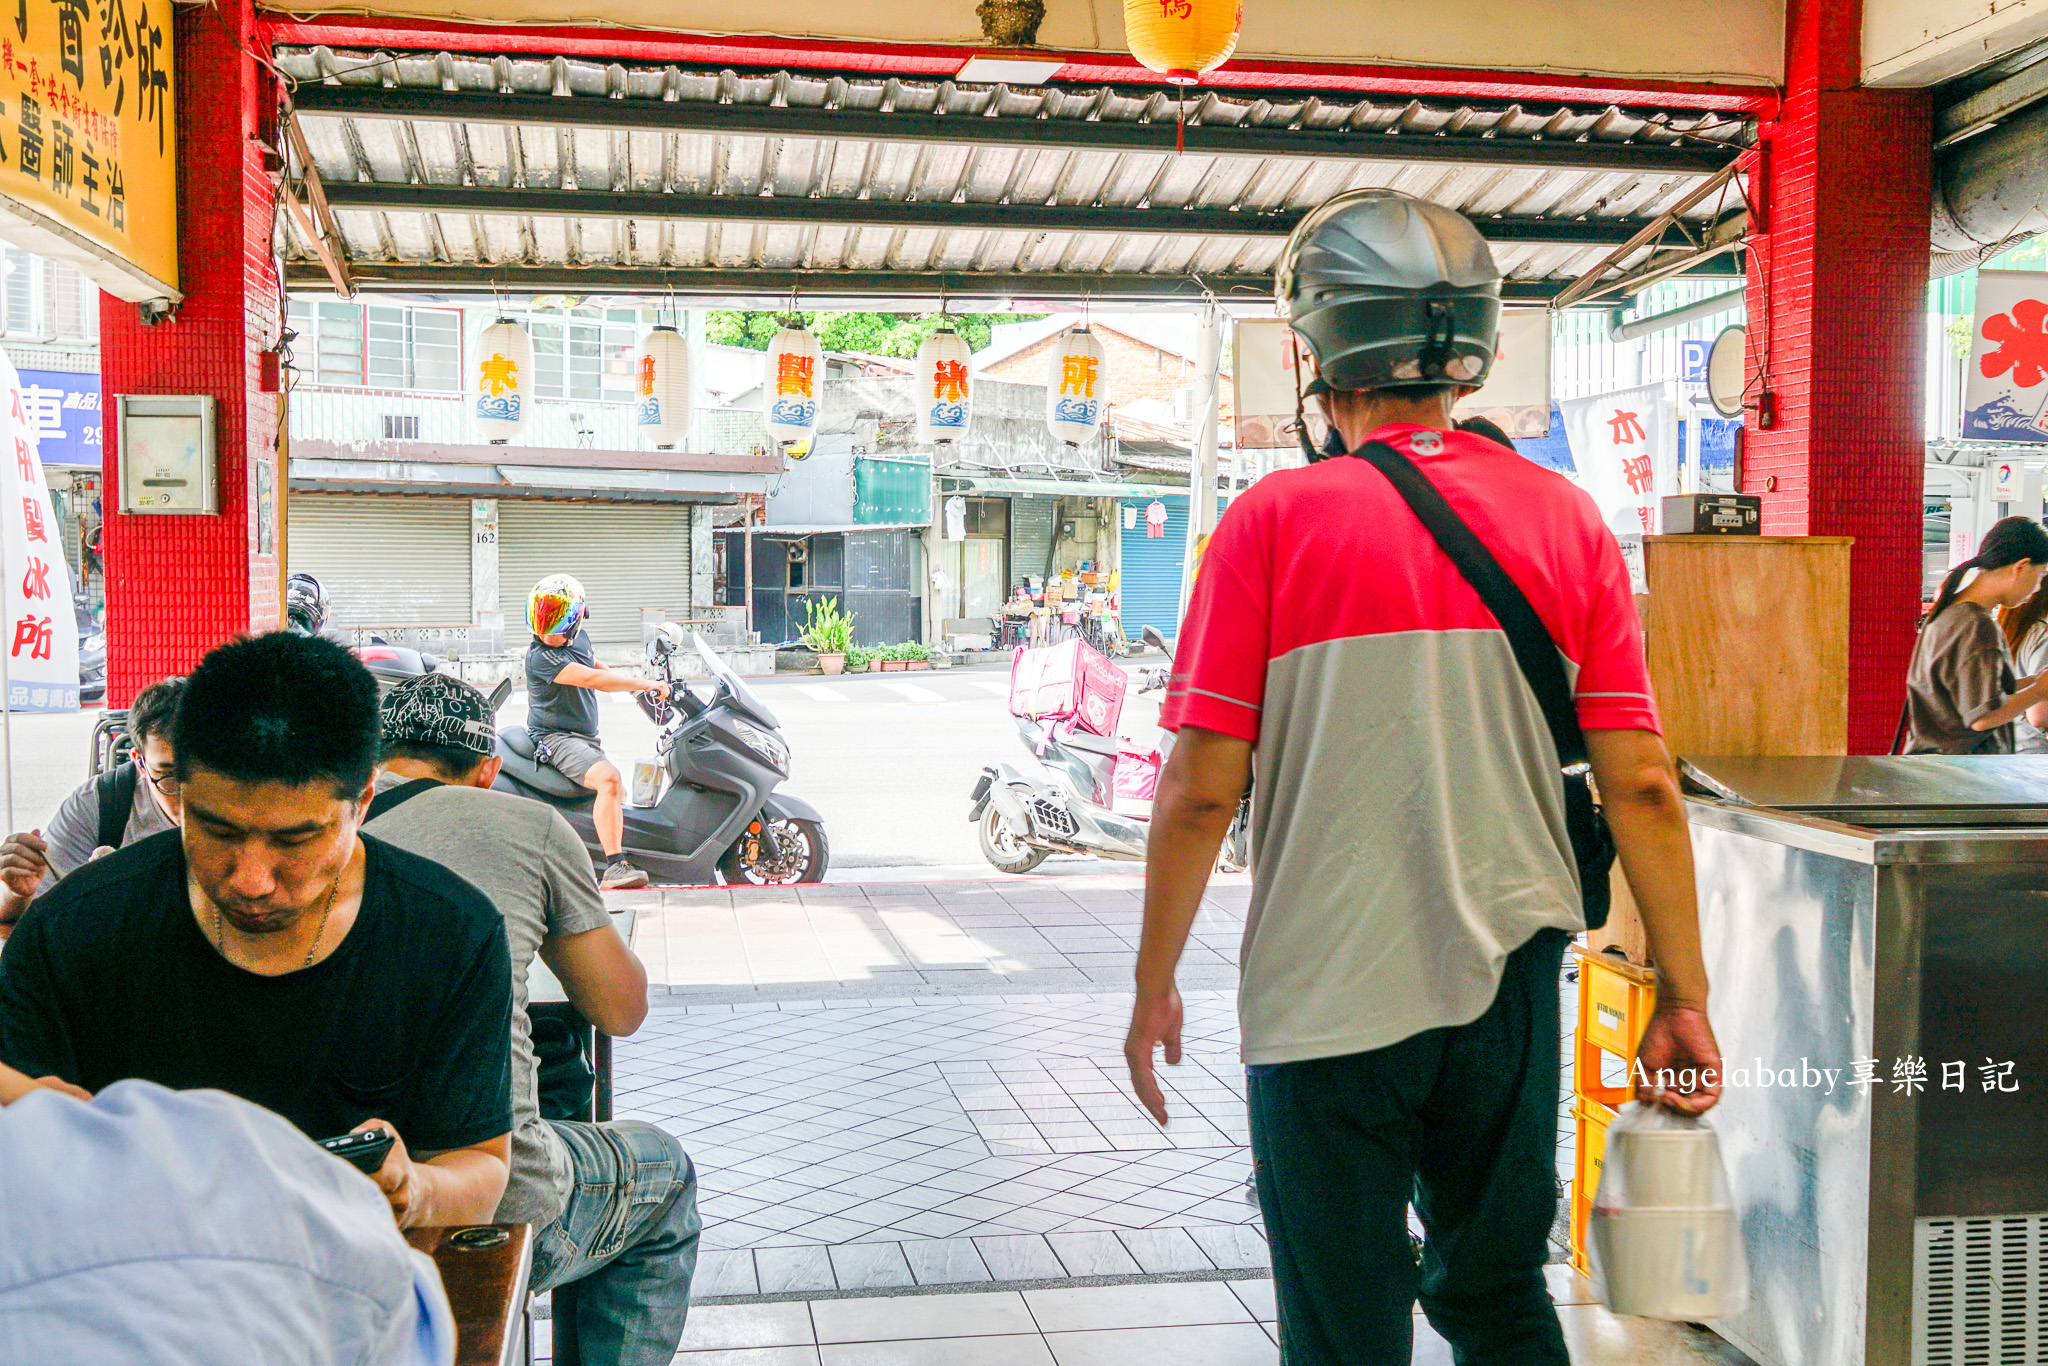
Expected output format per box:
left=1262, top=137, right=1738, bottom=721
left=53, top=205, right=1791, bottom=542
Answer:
left=318, top=1129, right=395, bottom=1174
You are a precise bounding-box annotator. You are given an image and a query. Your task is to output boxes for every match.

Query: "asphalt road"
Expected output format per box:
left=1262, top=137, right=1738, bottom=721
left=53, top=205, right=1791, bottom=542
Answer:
left=2, top=655, right=1172, bottom=882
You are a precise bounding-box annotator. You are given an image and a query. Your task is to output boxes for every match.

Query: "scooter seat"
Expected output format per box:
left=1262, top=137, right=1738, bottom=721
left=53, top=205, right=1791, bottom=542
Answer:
left=495, top=730, right=588, bottom=801
left=1058, top=728, right=1122, bottom=758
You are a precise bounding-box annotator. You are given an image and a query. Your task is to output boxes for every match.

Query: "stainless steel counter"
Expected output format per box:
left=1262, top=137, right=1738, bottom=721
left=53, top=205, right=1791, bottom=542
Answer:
left=1680, top=756, right=2048, bottom=1366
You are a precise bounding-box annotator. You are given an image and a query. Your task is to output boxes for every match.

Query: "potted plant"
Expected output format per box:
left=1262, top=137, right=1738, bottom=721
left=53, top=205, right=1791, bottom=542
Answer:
left=799, top=597, right=855, bottom=674
left=876, top=641, right=934, bottom=671
left=845, top=646, right=877, bottom=674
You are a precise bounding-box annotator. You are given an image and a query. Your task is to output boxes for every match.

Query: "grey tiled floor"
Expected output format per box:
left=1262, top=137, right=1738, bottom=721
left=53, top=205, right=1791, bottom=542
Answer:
left=614, top=990, right=1263, bottom=1296
left=615, top=876, right=1249, bottom=999
left=535, top=1269, right=1756, bottom=1365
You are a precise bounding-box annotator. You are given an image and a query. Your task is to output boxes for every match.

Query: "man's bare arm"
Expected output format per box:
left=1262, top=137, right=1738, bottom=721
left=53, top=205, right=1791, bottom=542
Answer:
left=1585, top=727, right=1722, bottom=1113
left=1125, top=727, right=1254, bottom=1125
left=551, top=664, right=664, bottom=694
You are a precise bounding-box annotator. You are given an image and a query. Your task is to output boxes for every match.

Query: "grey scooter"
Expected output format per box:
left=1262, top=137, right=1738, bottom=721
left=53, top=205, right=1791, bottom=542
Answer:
left=493, top=629, right=830, bottom=885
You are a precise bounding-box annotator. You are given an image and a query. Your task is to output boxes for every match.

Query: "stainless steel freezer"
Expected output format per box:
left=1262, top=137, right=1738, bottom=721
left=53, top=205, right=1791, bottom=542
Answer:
left=1679, top=756, right=2048, bottom=1366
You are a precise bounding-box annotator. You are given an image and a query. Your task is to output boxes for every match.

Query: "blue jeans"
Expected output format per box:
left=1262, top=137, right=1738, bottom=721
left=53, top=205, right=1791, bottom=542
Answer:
left=533, top=1119, right=700, bottom=1366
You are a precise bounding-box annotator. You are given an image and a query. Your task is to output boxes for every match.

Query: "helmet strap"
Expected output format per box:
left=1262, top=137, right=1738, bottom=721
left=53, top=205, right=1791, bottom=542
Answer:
left=1293, top=352, right=1347, bottom=463
left=1420, top=300, right=1456, bottom=378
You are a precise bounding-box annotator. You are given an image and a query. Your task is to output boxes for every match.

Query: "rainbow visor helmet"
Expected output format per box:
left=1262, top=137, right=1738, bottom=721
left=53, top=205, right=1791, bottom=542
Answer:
left=528, top=573, right=588, bottom=639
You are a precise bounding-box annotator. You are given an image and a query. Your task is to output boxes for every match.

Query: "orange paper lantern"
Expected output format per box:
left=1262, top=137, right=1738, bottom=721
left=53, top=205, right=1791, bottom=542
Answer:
left=1124, top=0, right=1241, bottom=83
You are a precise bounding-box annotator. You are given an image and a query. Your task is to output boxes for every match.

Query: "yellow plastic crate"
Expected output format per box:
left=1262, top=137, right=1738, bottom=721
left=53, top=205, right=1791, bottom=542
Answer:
left=1570, top=1095, right=1619, bottom=1274
left=1573, top=944, right=1657, bottom=1107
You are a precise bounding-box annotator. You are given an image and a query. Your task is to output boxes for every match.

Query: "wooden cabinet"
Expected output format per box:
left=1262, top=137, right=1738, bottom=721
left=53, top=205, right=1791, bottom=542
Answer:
left=1593, top=535, right=1853, bottom=962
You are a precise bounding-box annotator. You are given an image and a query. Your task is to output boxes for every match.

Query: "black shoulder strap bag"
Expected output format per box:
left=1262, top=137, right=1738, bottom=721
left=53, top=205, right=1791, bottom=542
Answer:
left=1355, top=439, right=1618, bottom=930
left=95, top=763, right=141, bottom=852
left=365, top=777, right=444, bottom=822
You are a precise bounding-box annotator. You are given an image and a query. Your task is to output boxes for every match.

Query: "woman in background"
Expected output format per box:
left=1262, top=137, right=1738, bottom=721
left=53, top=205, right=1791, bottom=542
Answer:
left=2004, top=573, right=2048, bottom=754
left=1903, top=516, right=2048, bottom=754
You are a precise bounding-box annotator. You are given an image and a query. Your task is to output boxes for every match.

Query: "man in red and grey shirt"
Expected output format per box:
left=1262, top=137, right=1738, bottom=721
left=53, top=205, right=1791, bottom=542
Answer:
left=1124, top=191, right=1724, bottom=1364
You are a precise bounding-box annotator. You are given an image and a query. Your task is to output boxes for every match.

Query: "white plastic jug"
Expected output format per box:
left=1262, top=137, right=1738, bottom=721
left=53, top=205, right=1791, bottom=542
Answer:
left=1588, top=1105, right=1749, bottom=1320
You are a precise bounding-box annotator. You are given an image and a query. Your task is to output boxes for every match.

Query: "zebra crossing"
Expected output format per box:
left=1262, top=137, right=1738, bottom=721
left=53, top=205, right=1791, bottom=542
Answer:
left=762, top=667, right=1152, bottom=708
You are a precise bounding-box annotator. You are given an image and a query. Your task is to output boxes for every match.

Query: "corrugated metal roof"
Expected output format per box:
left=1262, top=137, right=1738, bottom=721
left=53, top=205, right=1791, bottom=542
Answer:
left=275, top=48, right=1751, bottom=303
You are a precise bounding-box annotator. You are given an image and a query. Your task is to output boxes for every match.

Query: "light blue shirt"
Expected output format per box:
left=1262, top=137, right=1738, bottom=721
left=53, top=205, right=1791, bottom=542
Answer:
left=0, top=1080, right=455, bottom=1366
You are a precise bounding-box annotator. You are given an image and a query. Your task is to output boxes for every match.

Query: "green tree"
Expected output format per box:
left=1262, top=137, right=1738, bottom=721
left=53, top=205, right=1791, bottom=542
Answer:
left=704, top=311, right=1035, bottom=357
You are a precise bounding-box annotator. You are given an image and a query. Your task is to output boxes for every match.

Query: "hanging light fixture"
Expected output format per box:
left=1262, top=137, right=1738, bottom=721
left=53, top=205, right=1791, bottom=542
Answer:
left=762, top=322, right=824, bottom=451
left=1045, top=326, right=1108, bottom=449
left=1123, top=0, right=1241, bottom=84
left=915, top=325, right=974, bottom=448
left=473, top=317, right=532, bottom=445
left=635, top=325, right=692, bottom=450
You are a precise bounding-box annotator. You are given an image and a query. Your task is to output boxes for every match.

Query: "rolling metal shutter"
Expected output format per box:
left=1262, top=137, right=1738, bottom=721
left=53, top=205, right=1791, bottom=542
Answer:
left=1011, top=495, right=1056, bottom=586
left=498, top=503, right=694, bottom=651
left=1118, top=496, right=1188, bottom=638
left=287, top=495, right=471, bottom=630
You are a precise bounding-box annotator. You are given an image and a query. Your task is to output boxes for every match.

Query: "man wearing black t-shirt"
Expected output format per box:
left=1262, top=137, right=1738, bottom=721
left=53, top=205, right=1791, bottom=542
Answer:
left=0, top=632, right=514, bottom=1228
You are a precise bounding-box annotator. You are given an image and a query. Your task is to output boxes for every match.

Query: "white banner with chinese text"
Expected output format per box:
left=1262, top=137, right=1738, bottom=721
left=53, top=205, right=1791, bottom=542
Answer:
left=1562, top=383, right=1675, bottom=535
left=1, top=350, right=79, bottom=710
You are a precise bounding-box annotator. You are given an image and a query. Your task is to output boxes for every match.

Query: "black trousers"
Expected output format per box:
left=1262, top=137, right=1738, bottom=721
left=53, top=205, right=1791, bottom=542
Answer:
left=1247, top=929, right=1571, bottom=1366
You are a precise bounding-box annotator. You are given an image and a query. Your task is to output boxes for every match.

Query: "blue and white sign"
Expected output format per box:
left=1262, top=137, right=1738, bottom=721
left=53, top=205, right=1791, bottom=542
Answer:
left=14, top=369, right=101, bottom=467
left=1679, top=340, right=1709, bottom=384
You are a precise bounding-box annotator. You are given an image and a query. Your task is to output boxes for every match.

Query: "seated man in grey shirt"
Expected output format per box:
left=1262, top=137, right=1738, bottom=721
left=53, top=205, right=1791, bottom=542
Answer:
left=0, top=677, right=184, bottom=938
left=364, top=673, right=698, bottom=1366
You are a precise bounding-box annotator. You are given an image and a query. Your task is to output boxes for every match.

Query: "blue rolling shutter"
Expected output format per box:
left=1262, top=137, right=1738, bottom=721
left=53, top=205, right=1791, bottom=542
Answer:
left=1118, top=496, right=1189, bottom=638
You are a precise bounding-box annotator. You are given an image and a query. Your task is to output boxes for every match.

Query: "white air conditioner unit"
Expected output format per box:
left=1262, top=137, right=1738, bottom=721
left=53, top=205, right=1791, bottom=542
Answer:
left=1172, top=387, right=1194, bottom=424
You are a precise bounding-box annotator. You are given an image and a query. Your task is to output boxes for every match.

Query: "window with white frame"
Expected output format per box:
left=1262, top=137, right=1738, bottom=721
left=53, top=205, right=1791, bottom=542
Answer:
left=0, top=251, right=97, bottom=342
left=529, top=310, right=637, bottom=402
left=285, top=300, right=463, bottom=390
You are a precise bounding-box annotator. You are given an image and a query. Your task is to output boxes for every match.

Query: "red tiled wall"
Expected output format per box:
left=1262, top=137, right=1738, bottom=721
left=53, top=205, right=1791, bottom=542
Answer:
left=1744, top=0, right=1931, bottom=753
left=99, top=0, right=282, bottom=705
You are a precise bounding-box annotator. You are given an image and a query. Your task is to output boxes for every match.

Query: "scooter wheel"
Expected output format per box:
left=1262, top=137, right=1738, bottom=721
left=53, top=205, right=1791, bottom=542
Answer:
left=979, top=802, right=1050, bottom=875
left=719, top=816, right=830, bottom=885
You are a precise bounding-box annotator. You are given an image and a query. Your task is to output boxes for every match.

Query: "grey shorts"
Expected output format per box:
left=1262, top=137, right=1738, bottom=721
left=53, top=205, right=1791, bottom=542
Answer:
left=531, top=731, right=611, bottom=786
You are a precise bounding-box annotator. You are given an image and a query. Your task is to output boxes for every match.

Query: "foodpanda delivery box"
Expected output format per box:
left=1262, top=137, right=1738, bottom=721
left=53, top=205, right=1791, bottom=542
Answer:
left=1008, top=639, right=1126, bottom=738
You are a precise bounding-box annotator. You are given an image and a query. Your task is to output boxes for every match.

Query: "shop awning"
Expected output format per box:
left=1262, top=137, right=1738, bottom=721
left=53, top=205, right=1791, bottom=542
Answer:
left=273, top=50, right=1751, bottom=306
left=939, top=476, right=1188, bottom=499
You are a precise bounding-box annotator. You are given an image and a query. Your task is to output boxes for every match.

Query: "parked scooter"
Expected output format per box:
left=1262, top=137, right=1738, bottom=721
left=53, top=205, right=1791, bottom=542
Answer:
left=969, top=626, right=1248, bottom=874
left=494, top=625, right=830, bottom=885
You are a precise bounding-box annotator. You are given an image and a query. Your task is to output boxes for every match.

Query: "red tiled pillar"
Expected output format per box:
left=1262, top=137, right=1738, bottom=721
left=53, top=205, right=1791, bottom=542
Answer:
left=1743, top=0, right=1932, bottom=754
left=98, top=0, right=282, bottom=705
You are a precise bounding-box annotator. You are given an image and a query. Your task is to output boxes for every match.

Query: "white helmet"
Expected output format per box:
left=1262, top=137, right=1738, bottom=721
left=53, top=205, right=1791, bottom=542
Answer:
left=647, top=621, right=689, bottom=665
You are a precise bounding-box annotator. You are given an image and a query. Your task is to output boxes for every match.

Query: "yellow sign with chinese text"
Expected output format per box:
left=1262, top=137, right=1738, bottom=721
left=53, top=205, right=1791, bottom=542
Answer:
left=0, top=0, right=177, bottom=299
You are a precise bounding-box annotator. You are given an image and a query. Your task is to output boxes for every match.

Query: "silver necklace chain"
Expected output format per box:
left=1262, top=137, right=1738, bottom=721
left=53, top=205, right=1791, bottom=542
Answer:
left=212, top=868, right=342, bottom=971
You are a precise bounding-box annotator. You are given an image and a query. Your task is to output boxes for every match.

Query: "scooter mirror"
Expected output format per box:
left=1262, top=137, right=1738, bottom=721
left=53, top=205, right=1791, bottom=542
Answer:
left=486, top=678, right=513, bottom=713
left=1141, top=625, right=1170, bottom=655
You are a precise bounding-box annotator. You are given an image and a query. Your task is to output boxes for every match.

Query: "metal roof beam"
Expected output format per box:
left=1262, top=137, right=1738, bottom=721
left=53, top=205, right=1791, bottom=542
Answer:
left=282, top=259, right=1740, bottom=305
left=290, top=83, right=1740, bottom=175
left=315, top=182, right=1695, bottom=248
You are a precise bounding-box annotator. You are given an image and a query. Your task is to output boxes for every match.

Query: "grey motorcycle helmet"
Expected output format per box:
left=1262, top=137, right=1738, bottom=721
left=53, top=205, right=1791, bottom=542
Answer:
left=1276, top=189, right=1503, bottom=395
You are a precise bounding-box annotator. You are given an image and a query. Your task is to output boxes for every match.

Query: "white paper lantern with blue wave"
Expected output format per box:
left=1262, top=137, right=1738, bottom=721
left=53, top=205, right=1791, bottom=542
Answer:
left=474, top=318, right=532, bottom=445
left=915, top=326, right=974, bottom=448
left=762, top=323, right=824, bottom=449
left=1045, top=327, right=1108, bottom=449
left=636, top=325, right=692, bottom=449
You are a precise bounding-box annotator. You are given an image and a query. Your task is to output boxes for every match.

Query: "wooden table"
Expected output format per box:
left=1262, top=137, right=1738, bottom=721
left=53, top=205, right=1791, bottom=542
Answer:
left=406, top=1224, right=533, bottom=1366
left=527, top=903, right=638, bottom=1121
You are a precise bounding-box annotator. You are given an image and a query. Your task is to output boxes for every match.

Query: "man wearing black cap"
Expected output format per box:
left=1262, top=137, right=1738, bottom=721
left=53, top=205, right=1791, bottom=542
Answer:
left=366, top=673, right=700, bottom=1366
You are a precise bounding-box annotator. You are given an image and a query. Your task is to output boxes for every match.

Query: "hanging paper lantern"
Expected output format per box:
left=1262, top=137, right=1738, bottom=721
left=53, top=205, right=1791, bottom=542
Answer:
left=1123, top=0, right=1241, bottom=83
left=635, top=325, right=692, bottom=450
left=915, top=326, right=974, bottom=448
left=1045, top=327, right=1108, bottom=449
left=762, top=323, right=824, bottom=449
left=473, top=318, right=532, bottom=445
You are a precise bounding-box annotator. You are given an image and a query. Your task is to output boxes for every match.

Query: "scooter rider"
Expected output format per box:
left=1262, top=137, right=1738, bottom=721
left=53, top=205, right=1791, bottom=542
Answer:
left=524, top=574, right=667, bottom=891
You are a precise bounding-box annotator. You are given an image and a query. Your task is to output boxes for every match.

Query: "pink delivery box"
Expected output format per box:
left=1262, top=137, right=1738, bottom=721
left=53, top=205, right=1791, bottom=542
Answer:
left=1009, top=639, right=1127, bottom=738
